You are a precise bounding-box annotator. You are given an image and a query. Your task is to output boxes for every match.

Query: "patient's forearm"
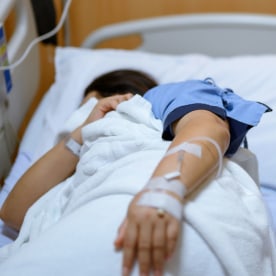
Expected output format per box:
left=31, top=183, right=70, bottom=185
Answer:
left=0, top=95, right=133, bottom=231
left=151, top=110, right=230, bottom=194
left=0, top=128, right=82, bottom=231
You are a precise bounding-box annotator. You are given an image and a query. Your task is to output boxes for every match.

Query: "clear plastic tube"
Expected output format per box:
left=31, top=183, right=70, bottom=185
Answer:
left=0, top=0, right=73, bottom=71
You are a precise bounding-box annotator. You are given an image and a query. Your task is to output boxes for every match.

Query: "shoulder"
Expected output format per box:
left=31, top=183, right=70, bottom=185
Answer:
left=143, top=78, right=224, bottom=120
left=143, top=78, right=271, bottom=156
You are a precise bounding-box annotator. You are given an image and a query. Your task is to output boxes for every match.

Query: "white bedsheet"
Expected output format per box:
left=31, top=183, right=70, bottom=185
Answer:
left=0, top=95, right=275, bottom=275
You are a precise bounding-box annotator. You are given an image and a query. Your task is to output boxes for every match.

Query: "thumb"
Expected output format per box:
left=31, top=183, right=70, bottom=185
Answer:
left=114, top=218, right=128, bottom=250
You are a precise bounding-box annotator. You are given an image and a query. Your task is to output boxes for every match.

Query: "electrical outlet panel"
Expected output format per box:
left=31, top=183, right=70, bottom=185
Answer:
left=0, top=23, right=16, bottom=183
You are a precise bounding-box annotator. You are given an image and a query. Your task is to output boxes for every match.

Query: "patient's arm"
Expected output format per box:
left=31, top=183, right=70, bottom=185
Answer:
left=154, top=110, right=230, bottom=191
left=0, top=94, right=132, bottom=231
left=0, top=128, right=82, bottom=231
left=115, top=109, right=230, bottom=276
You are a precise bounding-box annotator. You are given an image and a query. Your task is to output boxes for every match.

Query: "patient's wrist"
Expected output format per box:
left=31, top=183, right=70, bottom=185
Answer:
left=64, top=136, right=82, bottom=157
left=70, top=127, right=83, bottom=145
left=137, top=173, right=186, bottom=220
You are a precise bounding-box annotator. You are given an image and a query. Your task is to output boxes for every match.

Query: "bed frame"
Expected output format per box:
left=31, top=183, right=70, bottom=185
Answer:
left=82, top=13, right=276, bottom=56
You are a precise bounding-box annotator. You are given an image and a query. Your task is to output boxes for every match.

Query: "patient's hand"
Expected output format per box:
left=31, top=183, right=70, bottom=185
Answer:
left=71, top=93, right=133, bottom=145
left=83, top=93, right=133, bottom=125
left=114, top=191, right=180, bottom=276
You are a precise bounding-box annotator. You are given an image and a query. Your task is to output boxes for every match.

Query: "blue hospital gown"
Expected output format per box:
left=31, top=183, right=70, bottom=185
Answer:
left=144, top=78, right=271, bottom=156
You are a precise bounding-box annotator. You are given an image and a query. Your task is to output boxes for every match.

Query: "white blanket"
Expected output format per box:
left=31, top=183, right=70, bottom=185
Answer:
left=0, top=95, right=275, bottom=275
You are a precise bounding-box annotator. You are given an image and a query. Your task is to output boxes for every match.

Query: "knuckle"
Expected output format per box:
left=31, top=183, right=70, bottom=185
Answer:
left=124, top=240, right=134, bottom=249
left=123, top=236, right=136, bottom=250
left=138, top=241, right=151, bottom=250
left=153, top=243, right=165, bottom=251
left=124, top=234, right=136, bottom=248
left=169, top=230, right=178, bottom=241
left=168, top=224, right=180, bottom=239
left=153, top=235, right=165, bottom=248
left=129, top=207, right=152, bottom=222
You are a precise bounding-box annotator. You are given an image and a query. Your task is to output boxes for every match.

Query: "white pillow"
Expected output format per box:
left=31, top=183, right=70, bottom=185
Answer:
left=23, top=47, right=276, bottom=186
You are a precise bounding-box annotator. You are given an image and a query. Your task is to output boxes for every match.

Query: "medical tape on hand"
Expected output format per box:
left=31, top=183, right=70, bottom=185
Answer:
left=145, top=176, right=186, bottom=199
left=136, top=137, right=223, bottom=219
left=136, top=144, right=190, bottom=219
left=137, top=191, right=183, bottom=220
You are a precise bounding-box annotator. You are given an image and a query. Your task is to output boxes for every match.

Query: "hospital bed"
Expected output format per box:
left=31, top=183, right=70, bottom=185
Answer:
left=0, top=0, right=276, bottom=275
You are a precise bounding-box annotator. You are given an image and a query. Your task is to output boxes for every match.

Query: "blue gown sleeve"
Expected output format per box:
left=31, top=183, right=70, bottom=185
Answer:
left=143, top=78, right=271, bottom=156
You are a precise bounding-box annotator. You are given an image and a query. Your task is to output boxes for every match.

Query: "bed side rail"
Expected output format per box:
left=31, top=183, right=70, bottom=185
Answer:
left=81, top=13, right=276, bottom=56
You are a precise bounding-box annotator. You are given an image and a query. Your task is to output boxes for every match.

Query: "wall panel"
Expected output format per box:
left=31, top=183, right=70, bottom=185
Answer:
left=67, top=0, right=276, bottom=46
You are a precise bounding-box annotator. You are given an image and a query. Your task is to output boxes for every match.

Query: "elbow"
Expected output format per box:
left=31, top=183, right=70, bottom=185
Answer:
left=174, top=110, right=231, bottom=154
left=213, top=117, right=231, bottom=154
left=199, top=115, right=231, bottom=156
left=0, top=206, right=8, bottom=226
left=215, top=117, right=231, bottom=154
left=0, top=203, right=21, bottom=231
left=0, top=207, right=4, bottom=222
left=0, top=205, right=7, bottom=223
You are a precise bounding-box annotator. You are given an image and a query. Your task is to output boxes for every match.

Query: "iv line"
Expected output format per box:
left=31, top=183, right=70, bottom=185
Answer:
left=0, top=0, right=73, bottom=71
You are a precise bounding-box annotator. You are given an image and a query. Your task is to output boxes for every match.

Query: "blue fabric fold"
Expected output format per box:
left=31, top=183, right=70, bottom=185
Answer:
left=144, top=78, right=271, bottom=156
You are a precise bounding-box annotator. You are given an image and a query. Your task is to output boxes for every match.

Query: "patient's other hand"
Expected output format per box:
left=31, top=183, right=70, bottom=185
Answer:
left=70, top=93, right=133, bottom=146
left=83, top=93, right=133, bottom=124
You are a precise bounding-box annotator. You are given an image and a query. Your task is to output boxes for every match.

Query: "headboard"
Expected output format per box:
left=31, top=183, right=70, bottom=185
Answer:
left=82, top=13, right=276, bottom=56
left=0, top=0, right=39, bottom=180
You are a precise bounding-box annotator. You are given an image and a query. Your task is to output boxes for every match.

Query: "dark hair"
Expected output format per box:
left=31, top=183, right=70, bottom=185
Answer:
left=84, top=69, right=158, bottom=97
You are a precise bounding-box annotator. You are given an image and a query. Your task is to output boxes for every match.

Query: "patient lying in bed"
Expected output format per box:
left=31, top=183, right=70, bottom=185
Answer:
left=0, top=69, right=275, bottom=276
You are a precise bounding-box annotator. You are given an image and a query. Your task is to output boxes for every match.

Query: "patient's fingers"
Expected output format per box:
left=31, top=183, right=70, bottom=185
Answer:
left=152, top=220, right=166, bottom=275
left=98, top=93, right=133, bottom=112
left=123, top=222, right=137, bottom=276
left=121, top=195, right=181, bottom=276
left=114, top=219, right=127, bottom=249
left=138, top=222, right=152, bottom=275
left=104, top=93, right=132, bottom=109
left=113, top=93, right=133, bottom=104
left=85, top=93, right=133, bottom=123
left=166, top=219, right=180, bottom=259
